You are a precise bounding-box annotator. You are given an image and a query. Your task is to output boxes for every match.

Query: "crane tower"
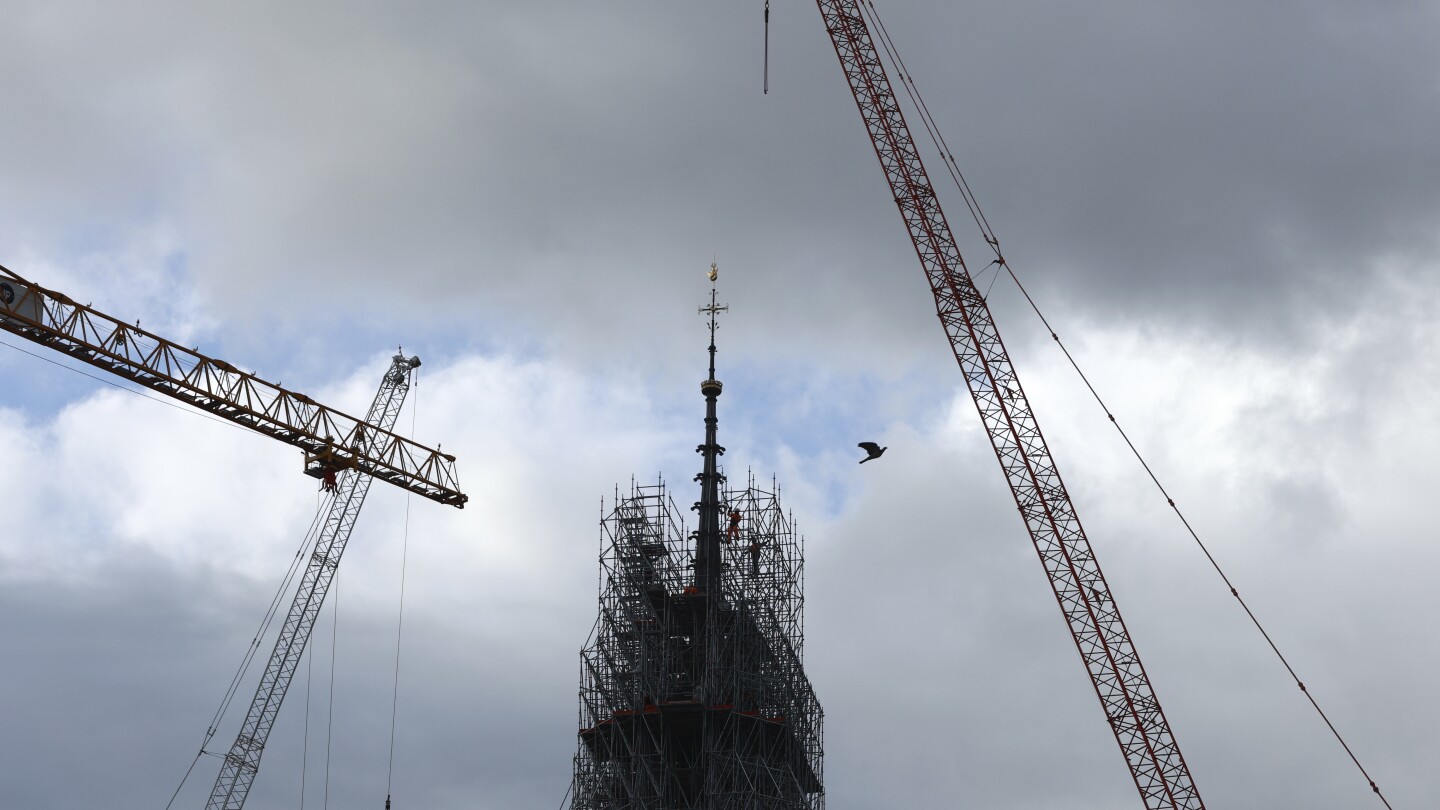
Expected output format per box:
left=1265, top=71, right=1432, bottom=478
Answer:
left=0, top=264, right=465, bottom=806
left=207, top=352, right=423, bottom=809
left=812, top=2, right=1203, bottom=806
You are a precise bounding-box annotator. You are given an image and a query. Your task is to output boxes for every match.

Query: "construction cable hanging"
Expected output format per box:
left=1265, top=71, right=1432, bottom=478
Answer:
left=996, top=265, right=1396, bottom=810
left=859, top=1, right=997, bottom=250
left=763, top=0, right=771, bottom=94
left=322, top=569, right=341, bottom=810
left=855, top=1, right=1393, bottom=805
left=165, top=499, right=333, bottom=810
left=301, top=629, right=315, bottom=809
left=384, top=365, right=421, bottom=810
left=0, top=337, right=251, bottom=434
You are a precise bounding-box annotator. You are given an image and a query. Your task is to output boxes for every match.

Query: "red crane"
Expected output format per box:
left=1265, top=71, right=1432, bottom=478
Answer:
left=812, top=2, right=1205, bottom=806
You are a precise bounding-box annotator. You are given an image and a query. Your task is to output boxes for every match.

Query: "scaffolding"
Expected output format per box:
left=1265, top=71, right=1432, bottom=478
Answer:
left=571, top=473, right=824, bottom=809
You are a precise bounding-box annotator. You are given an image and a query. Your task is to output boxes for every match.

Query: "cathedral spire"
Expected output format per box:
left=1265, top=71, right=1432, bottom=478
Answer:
left=571, top=260, right=824, bottom=807
left=694, top=263, right=728, bottom=592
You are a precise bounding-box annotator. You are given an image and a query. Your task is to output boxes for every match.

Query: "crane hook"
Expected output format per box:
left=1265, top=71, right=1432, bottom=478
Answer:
left=763, top=0, right=771, bottom=94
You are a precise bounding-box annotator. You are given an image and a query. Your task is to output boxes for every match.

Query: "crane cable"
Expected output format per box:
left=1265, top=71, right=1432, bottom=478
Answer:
left=763, top=0, right=771, bottom=94
left=0, top=336, right=248, bottom=434
left=159, top=357, right=420, bottom=809
left=302, top=480, right=329, bottom=810
left=384, top=364, right=419, bottom=809
left=856, top=1, right=1394, bottom=806
left=1001, top=264, right=1396, bottom=810
left=9, top=329, right=336, bottom=810
left=301, top=617, right=316, bottom=809
left=322, top=564, right=341, bottom=810
left=165, top=494, right=333, bottom=809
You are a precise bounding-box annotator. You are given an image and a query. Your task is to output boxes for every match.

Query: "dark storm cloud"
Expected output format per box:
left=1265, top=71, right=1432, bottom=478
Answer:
left=918, top=1, right=1440, bottom=335
left=5, top=1, right=1436, bottom=370
left=0, top=3, right=1415, bottom=363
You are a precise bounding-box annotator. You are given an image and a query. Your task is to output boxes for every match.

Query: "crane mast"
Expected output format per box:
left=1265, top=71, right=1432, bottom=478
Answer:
left=813, top=2, right=1204, bottom=806
left=0, top=264, right=465, bottom=508
left=207, top=352, right=418, bottom=809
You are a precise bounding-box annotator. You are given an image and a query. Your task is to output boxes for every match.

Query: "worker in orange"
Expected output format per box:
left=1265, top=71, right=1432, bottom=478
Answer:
left=321, top=468, right=338, bottom=493
left=726, top=509, right=742, bottom=543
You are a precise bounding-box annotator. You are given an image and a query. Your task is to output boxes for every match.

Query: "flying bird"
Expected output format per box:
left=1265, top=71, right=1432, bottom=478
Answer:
left=857, top=442, right=887, bottom=463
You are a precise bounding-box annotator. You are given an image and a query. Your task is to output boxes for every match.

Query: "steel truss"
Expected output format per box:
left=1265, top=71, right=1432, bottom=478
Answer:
left=0, top=265, right=464, bottom=507
left=814, top=2, right=1202, bottom=807
left=205, top=353, right=418, bottom=809
left=571, top=475, right=823, bottom=809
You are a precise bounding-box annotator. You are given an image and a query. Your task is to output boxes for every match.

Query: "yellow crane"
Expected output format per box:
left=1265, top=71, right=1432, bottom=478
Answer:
left=0, top=264, right=465, bottom=507
left=1, top=263, right=466, bottom=808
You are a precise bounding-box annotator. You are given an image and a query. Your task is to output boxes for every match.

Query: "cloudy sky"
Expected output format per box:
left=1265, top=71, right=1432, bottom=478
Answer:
left=2, top=1, right=1438, bottom=807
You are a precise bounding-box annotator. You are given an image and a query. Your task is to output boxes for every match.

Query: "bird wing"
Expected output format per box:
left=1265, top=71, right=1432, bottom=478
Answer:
left=858, top=442, right=881, bottom=454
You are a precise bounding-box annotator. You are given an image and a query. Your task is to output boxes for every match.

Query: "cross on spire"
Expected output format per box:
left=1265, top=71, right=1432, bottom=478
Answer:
left=699, top=263, right=729, bottom=382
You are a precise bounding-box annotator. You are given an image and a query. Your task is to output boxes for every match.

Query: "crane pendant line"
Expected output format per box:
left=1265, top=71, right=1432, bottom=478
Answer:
left=206, top=354, right=417, bottom=810
left=814, top=2, right=1204, bottom=807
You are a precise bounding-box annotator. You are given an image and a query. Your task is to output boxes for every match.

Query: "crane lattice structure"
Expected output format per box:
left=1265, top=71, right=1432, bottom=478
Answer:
left=207, top=351, right=420, bottom=809
left=812, top=2, right=1204, bottom=807
left=0, top=265, right=465, bottom=507
left=570, top=278, right=823, bottom=809
left=0, top=264, right=465, bottom=807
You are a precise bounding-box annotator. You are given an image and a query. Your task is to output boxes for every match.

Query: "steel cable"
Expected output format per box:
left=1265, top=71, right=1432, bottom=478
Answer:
left=385, top=365, right=419, bottom=806
left=1, top=337, right=244, bottom=433
left=1001, top=264, right=1395, bottom=809
left=166, top=492, right=331, bottom=809
left=323, top=569, right=340, bottom=810
left=856, top=3, right=1394, bottom=803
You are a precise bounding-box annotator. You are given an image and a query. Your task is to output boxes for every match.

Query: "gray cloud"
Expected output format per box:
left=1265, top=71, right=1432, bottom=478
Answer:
left=7, top=1, right=1436, bottom=370
left=2, top=2, right=1437, bottom=808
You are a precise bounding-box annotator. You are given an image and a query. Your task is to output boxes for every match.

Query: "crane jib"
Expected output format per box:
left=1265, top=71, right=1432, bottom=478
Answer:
left=813, top=1, right=1204, bottom=806
left=0, top=264, right=467, bottom=508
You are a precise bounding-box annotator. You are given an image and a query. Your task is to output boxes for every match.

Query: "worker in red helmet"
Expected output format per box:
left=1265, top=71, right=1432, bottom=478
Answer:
left=748, top=537, right=762, bottom=576
left=321, top=468, right=337, bottom=493
left=726, top=510, right=742, bottom=543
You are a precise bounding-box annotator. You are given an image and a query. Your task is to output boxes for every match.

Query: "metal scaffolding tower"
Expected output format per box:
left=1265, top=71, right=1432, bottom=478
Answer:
left=569, top=274, right=823, bottom=809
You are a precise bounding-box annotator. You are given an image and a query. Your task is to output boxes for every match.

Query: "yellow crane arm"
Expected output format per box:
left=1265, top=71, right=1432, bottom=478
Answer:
left=0, top=264, right=466, bottom=508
